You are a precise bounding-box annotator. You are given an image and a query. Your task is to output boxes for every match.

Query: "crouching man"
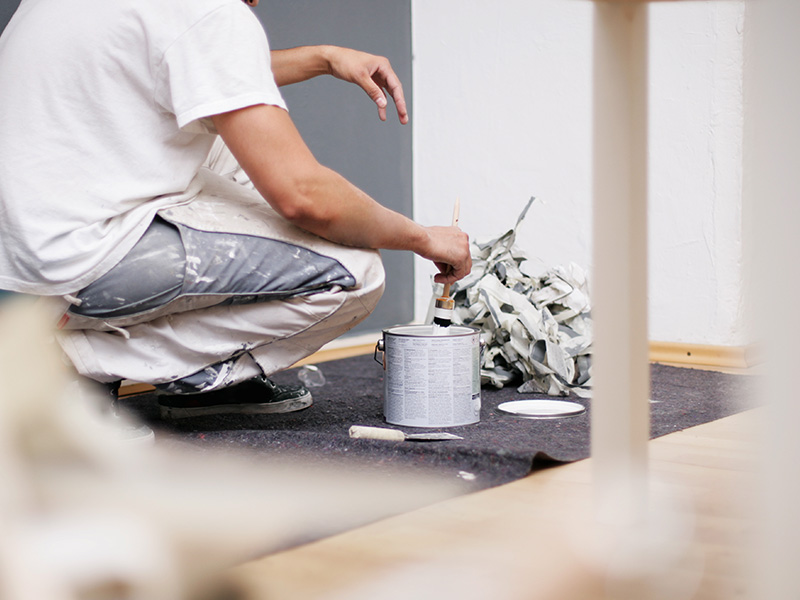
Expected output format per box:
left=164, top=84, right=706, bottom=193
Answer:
left=0, top=0, right=470, bottom=419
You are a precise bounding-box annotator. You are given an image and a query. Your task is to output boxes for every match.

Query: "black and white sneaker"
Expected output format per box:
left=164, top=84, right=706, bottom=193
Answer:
left=156, top=375, right=313, bottom=419
left=73, top=378, right=156, bottom=445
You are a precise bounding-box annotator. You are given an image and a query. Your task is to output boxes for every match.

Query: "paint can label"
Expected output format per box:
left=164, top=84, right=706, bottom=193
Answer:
left=383, top=325, right=481, bottom=428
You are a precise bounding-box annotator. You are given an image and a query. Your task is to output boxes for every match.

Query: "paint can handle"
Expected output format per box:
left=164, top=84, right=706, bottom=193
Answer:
left=373, top=338, right=385, bottom=369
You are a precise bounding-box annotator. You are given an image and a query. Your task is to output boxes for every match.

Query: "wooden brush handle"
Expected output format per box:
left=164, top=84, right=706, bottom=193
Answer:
left=440, top=198, right=461, bottom=299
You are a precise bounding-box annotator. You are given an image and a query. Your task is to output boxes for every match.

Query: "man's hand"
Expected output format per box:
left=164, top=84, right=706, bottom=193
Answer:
left=421, top=226, right=472, bottom=285
left=271, top=46, right=408, bottom=124
left=322, top=46, right=408, bottom=124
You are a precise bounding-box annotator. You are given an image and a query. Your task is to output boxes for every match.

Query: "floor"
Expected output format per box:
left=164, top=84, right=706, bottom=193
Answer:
left=227, top=399, right=757, bottom=600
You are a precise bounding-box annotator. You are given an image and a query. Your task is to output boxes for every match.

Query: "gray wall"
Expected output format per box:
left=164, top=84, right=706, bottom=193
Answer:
left=255, top=1, right=414, bottom=335
left=1, top=0, right=414, bottom=335
left=0, top=1, right=18, bottom=35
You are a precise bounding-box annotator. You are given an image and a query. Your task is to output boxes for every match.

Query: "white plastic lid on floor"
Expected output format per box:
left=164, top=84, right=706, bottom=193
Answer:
left=496, top=399, right=586, bottom=419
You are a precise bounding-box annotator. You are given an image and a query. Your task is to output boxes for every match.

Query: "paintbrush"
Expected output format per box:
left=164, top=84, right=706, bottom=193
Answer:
left=432, top=198, right=461, bottom=329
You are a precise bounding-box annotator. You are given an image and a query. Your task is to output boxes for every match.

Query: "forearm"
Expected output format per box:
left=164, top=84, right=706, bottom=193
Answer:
left=280, top=165, right=430, bottom=252
left=214, top=105, right=418, bottom=248
left=266, top=165, right=468, bottom=282
left=211, top=104, right=470, bottom=283
left=270, top=46, right=333, bottom=87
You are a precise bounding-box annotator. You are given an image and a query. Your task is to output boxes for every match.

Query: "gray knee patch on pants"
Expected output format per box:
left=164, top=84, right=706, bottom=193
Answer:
left=72, top=218, right=185, bottom=318
left=72, top=219, right=357, bottom=319
left=177, top=224, right=355, bottom=303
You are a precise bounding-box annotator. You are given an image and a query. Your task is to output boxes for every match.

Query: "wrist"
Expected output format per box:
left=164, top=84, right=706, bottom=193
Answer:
left=410, top=224, right=434, bottom=257
left=318, top=45, right=337, bottom=76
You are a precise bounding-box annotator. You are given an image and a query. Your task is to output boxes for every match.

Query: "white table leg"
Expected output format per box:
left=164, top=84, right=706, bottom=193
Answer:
left=746, top=1, right=800, bottom=597
left=590, top=1, right=650, bottom=524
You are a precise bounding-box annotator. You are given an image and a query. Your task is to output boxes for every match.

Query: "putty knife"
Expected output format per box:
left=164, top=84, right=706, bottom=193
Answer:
left=349, top=425, right=463, bottom=442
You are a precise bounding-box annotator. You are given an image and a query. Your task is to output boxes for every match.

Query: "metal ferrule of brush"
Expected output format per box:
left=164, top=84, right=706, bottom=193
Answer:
left=433, top=296, right=455, bottom=327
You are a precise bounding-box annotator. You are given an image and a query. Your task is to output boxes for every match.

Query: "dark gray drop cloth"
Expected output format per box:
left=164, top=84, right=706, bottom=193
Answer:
left=120, top=354, right=754, bottom=493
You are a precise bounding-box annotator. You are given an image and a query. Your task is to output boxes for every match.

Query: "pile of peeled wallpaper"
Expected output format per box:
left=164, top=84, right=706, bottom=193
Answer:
left=443, top=197, right=593, bottom=398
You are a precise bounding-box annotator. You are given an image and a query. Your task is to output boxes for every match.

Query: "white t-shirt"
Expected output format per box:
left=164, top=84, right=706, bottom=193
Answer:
left=0, top=0, right=287, bottom=295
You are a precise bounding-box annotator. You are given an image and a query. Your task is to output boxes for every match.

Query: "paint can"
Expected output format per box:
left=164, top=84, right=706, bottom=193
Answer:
left=374, top=324, right=482, bottom=428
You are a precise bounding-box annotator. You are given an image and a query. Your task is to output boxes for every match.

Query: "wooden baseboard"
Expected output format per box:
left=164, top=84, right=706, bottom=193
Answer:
left=649, top=341, right=759, bottom=370
left=292, top=332, right=379, bottom=367
left=119, top=335, right=756, bottom=396
left=303, top=339, right=761, bottom=371
left=119, top=382, right=156, bottom=397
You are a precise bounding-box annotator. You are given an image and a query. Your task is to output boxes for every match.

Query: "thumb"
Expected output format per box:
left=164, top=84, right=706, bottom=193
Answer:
left=359, top=76, right=388, bottom=120
left=361, top=76, right=386, bottom=106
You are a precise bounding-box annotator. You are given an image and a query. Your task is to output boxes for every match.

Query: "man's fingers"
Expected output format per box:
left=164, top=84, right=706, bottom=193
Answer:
left=376, top=89, right=388, bottom=122
left=394, top=98, right=409, bottom=124
left=433, top=270, right=462, bottom=285
left=376, top=68, right=408, bottom=124
left=432, top=254, right=471, bottom=285
left=364, top=77, right=387, bottom=107
left=364, top=63, right=407, bottom=123
left=358, top=75, right=388, bottom=121
left=328, top=48, right=409, bottom=124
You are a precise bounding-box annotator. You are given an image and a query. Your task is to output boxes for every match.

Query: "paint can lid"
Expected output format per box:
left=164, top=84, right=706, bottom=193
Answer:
left=497, top=399, right=586, bottom=419
left=383, top=324, right=477, bottom=337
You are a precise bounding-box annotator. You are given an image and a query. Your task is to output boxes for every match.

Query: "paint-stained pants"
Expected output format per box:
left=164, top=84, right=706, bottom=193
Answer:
left=56, top=140, right=385, bottom=391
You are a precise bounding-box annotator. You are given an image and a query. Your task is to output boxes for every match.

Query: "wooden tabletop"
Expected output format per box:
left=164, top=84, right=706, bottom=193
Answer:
left=229, top=409, right=757, bottom=600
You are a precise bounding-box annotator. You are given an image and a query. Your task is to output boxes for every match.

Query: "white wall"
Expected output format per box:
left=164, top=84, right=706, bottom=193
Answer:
left=411, top=0, right=747, bottom=347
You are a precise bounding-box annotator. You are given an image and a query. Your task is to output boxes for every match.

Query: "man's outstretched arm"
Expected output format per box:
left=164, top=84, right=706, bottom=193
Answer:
left=270, top=46, right=408, bottom=124
left=211, top=104, right=468, bottom=284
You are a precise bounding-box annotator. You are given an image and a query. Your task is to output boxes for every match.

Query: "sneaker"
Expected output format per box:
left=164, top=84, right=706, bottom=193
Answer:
left=106, top=380, right=156, bottom=445
left=156, top=375, right=313, bottom=419
left=107, top=410, right=157, bottom=445
left=69, top=377, right=155, bottom=445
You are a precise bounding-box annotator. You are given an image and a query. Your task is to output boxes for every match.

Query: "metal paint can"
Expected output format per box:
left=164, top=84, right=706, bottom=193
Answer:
left=374, top=324, right=482, bottom=428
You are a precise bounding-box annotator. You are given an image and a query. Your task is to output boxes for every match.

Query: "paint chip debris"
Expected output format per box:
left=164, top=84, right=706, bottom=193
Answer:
left=445, top=197, right=593, bottom=398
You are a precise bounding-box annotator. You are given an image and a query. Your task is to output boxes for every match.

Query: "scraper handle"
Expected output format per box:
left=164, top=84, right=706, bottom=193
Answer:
left=349, top=425, right=405, bottom=441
